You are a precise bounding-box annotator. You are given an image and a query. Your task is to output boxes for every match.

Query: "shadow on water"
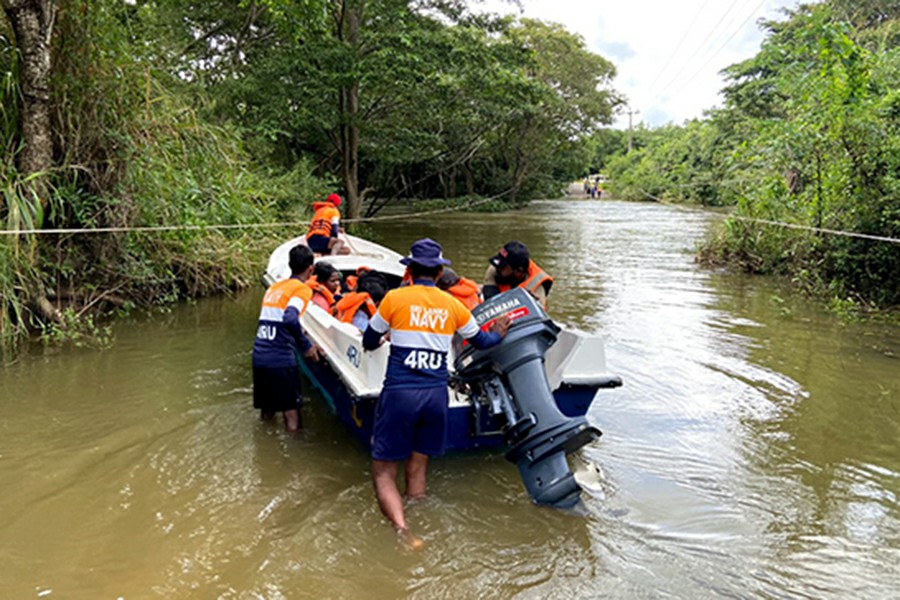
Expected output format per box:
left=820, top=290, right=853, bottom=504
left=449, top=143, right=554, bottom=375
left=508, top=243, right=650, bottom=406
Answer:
left=1, top=200, right=898, bottom=598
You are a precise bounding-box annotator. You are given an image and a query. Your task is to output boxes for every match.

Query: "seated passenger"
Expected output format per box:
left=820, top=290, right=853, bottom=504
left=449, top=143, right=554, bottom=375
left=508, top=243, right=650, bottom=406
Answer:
left=308, top=261, right=342, bottom=311
left=306, top=193, right=351, bottom=256
left=482, top=240, right=553, bottom=310
left=436, top=267, right=481, bottom=310
left=344, top=266, right=372, bottom=293
left=333, top=271, right=388, bottom=331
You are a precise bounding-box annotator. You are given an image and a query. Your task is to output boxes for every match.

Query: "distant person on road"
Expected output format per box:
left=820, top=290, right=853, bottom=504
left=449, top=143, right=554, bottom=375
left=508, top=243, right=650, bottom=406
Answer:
left=252, top=244, right=322, bottom=432
left=306, top=193, right=351, bottom=255
left=362, top=238, right=510, bottom=548
left=482, top=240, right=553, bottom=310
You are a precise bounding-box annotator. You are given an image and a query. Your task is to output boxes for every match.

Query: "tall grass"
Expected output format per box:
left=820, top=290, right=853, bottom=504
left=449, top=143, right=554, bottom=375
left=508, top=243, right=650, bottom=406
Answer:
left=1, top=0, right=328, bottom=353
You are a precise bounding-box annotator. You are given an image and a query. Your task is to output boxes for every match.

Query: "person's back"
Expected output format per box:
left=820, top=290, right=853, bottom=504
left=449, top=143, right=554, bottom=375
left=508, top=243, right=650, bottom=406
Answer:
left=362, top=238, right=509, bottom=545
left=373, top=283, right=473, bottom=388
left=251, top=244, right=321, bottom=431
left=306, top=193, right=349, bottom=255
left=253, top=277, right=313, bottom=368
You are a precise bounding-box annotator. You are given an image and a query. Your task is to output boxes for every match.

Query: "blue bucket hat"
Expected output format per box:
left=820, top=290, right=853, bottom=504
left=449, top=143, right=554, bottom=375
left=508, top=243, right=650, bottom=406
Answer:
left=400, top=238, right=451, bottom=268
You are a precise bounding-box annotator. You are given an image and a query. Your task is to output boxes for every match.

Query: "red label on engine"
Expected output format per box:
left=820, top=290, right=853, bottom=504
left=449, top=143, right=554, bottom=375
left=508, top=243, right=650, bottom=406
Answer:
left=480, top=306, right=530, bottom=332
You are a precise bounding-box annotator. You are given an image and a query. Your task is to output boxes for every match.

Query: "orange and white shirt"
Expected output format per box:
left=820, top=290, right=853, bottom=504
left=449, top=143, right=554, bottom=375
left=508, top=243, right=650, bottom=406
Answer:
left=367, top=281, right=479, bottom=389
left=252, top=277, right=313, bottom=368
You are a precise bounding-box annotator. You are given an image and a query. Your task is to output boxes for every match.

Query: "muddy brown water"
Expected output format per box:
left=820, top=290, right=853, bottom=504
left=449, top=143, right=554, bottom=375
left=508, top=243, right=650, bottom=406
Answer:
left=1, top=200, right=898, bottom=598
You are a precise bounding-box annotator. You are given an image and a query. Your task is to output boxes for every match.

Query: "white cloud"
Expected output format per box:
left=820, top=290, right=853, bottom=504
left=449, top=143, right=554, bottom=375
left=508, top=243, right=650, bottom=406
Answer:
left=480, top=0, right=803, bottom=128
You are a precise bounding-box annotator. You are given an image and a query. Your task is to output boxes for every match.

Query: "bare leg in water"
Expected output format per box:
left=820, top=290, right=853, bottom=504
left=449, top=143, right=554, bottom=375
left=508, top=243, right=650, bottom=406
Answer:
left=372, top=458, right=424, bottom=549
left=260, top=410, right=300, bottom=433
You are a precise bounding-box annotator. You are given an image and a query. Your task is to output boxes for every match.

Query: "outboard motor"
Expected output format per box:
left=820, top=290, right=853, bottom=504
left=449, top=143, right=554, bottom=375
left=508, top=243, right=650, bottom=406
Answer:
left=454, top=288, right=601, bottom=508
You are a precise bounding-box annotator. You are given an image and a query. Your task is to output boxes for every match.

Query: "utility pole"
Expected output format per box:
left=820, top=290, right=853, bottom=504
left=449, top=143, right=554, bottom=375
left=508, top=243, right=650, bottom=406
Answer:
left=627, top=108, right=640, bottom=154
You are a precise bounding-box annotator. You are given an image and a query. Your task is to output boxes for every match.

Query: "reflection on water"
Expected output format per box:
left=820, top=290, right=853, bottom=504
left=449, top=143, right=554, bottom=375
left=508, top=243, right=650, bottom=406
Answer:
left=1, top=200, right=898, bottom=598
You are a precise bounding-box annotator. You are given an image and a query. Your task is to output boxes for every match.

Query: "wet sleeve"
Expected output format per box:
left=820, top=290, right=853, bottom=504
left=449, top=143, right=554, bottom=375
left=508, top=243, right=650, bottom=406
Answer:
left=362, top=324, right=382, bottom=351
left=468, top=330, right=501, bottom=349
left=457, top=307, right=500, bottom=349
left=368, top=293, right=391, bottom=334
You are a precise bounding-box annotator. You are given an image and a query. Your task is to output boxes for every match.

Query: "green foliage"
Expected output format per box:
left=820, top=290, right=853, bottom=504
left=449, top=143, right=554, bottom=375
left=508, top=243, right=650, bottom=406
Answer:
left=0, top=0, right=328, bottom=351
left=602, top=1, right=898, bottom=309
left=697, top=0, right=900, bottom=309
left=603, top=117, right=742, bottom=206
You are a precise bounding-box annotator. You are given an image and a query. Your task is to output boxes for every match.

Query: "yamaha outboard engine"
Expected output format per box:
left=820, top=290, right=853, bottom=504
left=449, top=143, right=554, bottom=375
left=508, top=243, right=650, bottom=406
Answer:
left=454, top=288, right=600, bottom=508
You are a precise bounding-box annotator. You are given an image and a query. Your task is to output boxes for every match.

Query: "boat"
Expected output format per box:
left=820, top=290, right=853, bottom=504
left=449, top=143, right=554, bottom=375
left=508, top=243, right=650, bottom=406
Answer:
left=261, top=233, right=622, bottom=507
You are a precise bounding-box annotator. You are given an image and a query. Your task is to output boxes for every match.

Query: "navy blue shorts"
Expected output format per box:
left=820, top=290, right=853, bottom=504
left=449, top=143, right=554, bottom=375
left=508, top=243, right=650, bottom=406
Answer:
left=371, top=386, right=449, bottom=461
left=252, top=365, right=302, bottom=413
left=307, top=234, right=332, bottom=254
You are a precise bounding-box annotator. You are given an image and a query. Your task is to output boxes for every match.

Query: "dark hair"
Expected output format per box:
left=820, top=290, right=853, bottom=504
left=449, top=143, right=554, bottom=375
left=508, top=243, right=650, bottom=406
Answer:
left=313, top=261, right=338, bottom=281
left=408, top=263, right=443, bottom=281
left=289, top=244, right=315, bottom=274
left=357, top=271, right=388, bottom=304
left=436, top=267, right=459, bottom=290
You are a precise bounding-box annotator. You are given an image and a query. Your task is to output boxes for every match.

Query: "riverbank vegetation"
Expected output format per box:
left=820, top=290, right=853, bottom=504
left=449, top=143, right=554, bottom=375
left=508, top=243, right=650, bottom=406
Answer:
left=598, top=0, right=900, bottom=310
left=1, top=0, right=620, bottom=351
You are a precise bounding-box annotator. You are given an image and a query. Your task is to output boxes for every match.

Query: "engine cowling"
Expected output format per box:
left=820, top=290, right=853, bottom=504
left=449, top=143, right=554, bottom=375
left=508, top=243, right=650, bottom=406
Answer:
left=454, top=288, right=601, bottom=508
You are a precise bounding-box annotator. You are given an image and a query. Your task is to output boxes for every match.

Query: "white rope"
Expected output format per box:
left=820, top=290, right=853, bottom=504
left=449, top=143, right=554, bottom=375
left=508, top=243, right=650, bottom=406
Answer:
left=729, top=216, right=900, bottom=245
left=0, top=194, right=503, bottom=237
left=633, top=186, right=900, bottom=245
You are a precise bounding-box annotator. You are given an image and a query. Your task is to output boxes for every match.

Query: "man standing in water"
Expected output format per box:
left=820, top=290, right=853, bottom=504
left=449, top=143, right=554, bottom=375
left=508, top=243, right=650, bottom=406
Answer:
left=252, top=244, right=321, bottom=432
left=362, top=238, right=509, bottom=547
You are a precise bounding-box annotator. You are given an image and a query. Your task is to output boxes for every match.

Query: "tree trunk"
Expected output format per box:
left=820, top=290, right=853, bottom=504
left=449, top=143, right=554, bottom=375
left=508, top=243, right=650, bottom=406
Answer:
left=340, top=79, right=361, bottom=221
left=2, top=0, right=56, bottom=216
left=2, top=0, right=61, bottom=326
left=338, top=2, right=362, bottom=222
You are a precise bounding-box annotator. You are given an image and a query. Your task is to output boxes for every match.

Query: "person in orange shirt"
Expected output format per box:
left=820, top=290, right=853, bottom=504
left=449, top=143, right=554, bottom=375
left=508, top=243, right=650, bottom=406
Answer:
left=252, top=244, right=322, bottom=432
left=436, top=267, right=481, bottom=310
left=306, top=193, right=350, bottom=255
left=362, top=238, right=509, bottom=547
left=482, top=240, right=553, bottom=310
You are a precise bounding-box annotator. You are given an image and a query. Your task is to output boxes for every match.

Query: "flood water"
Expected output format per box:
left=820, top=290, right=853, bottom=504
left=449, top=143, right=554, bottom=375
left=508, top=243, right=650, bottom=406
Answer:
left=1, top=200, right=898, bottom=598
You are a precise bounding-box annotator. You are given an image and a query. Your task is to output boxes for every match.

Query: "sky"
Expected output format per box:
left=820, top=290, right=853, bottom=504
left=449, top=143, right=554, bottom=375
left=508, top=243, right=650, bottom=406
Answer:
left=481, top=0, right=804, bottom=129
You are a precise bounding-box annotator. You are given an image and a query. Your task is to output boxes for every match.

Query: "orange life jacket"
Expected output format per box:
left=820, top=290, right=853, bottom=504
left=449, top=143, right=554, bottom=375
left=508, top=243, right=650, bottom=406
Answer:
left=344, top=266, right=371, bottom=293
left=306, top=275, right=336, bottom=308
left=497, top=260, right=553, bottom=297
left=333, top=291, right=377, bottom=324
left=306, top=202, right=341, bottom=238
left=447, top=277, right=481, bottom=310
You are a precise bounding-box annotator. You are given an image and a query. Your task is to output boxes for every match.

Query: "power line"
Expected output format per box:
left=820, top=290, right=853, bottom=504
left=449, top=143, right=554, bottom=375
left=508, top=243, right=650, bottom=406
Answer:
left=661, top=0, right=769, bottom=101
left=647, top=0, right=717, bottom=91
left=651, top=0, right=745, bottom=99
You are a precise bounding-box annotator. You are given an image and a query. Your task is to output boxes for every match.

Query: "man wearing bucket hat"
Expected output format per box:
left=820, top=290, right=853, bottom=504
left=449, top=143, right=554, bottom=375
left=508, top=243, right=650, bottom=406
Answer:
left=362, top=238, right=510, bottom=546
left=306, top=193, right=351, bottom=255
left=482, top=240, right=553, bottom=310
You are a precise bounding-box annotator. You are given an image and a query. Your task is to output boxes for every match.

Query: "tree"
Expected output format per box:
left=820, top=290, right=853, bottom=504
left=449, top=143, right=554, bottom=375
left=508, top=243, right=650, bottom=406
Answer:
left=480, top=19, right=619, bottom=203
left=1, top=0, right=56, bottom=215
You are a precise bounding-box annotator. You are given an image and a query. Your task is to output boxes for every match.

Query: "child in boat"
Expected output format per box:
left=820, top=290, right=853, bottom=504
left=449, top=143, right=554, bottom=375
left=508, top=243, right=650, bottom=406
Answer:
left=333, top=270, right=388, bottom=331
left=436, top=267, right=481, bottom=310
left=306, top=193, right=351, bottom=255
left=308, top=261, right=342, bottom=311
